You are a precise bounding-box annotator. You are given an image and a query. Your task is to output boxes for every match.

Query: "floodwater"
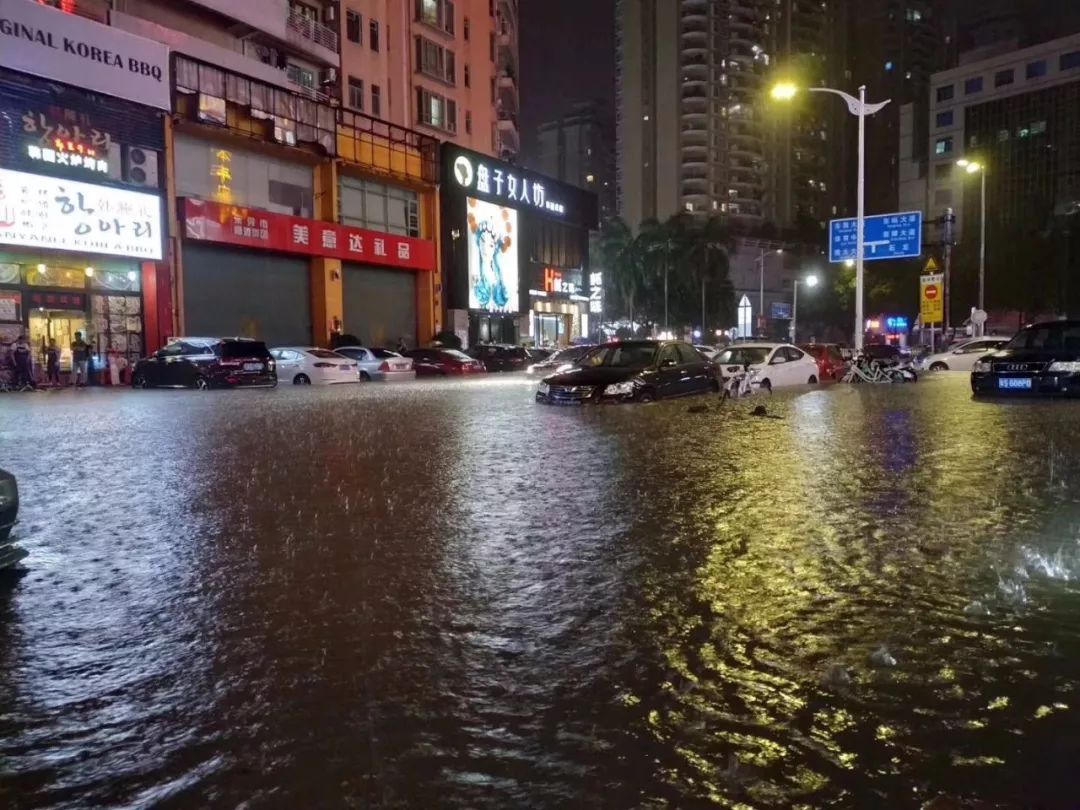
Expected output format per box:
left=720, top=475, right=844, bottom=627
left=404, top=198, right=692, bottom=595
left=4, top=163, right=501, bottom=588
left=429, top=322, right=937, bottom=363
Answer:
left=2, top=374, right=1080, bottom=809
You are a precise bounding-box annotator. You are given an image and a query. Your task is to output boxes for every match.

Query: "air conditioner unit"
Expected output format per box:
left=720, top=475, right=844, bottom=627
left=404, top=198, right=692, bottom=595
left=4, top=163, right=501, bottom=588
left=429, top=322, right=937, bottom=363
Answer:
left=122, top=146, right=160, bottom=188
left=320, top=67, right=338, bottom=86
left=324, top=3, right=338, bottom=23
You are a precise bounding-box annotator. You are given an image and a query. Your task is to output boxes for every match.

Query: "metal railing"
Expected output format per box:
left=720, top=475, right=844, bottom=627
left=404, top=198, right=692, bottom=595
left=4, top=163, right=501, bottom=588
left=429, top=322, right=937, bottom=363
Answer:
left=286, top=11, right=340, bottom=54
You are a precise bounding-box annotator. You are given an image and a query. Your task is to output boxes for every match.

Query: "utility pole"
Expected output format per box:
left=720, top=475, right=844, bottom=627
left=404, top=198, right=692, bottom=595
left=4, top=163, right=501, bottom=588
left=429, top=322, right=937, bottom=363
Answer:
left=942, top=207, right=955, bottom=340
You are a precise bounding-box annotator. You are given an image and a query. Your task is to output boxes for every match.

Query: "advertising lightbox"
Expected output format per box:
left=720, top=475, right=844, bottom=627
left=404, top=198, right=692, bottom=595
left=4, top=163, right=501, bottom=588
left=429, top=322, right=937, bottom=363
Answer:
left=466, top=197, right=519, bottom=314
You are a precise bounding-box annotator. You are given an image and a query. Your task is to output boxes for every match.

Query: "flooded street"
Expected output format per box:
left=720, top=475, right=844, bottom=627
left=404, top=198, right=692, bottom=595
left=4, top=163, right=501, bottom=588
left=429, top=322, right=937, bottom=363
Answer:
left=3, top=374, right=1080, bottom=808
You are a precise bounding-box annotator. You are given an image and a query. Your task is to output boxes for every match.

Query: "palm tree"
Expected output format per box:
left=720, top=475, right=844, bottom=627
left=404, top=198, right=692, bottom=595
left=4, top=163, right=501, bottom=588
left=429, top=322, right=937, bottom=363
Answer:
left=598, top=216, right=646, bottom=331
left=642, top=214, right=693, bottom=333
left=685, top=216, right=735, bottom=336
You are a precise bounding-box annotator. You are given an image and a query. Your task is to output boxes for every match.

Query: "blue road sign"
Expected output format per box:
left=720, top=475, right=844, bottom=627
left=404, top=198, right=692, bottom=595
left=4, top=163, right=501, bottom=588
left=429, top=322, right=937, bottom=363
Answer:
left=828, top=211, right=923, bottom=263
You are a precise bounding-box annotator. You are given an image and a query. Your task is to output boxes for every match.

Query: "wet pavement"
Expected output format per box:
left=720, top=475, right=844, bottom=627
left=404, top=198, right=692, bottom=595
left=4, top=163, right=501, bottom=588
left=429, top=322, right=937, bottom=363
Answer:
left=2, top=374, right=1080, bottom=808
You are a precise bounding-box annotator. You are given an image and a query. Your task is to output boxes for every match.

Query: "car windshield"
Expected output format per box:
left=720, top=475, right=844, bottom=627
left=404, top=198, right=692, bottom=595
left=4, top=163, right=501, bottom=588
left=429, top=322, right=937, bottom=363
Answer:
left=717, top=347, right=770, bottom=364
left=371, top=348, right=399, bottom=358
left=1007, top=324, right=1080, bottom=353
left=218, top=341, right=269, bottom=358
left=307, top=349, right=342, bottom=359
left=582, top=343, right=658, bottom=368
left=548, top=346, right=592, bottom=364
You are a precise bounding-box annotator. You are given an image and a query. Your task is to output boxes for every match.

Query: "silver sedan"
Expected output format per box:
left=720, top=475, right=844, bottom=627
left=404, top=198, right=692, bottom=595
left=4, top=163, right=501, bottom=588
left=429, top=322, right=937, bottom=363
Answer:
left=334, top=346, right=416, bottom=381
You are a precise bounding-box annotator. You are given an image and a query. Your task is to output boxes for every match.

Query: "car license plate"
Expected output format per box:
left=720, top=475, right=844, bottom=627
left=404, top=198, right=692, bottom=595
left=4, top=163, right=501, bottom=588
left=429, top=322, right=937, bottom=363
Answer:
left=998, top=377, right=1032, bottom=390
left=340, top=364, right=352, bottom=370
left=391, top=362, right=408, bottom=370
left=243, top=362, right=263, bottom=371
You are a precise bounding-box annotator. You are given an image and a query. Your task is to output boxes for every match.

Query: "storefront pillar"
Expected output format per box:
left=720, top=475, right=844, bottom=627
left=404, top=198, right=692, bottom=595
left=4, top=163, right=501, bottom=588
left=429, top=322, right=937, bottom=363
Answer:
left=163, top=114, right=183, bottom=338
left=311, top=257, right=343, bottom=347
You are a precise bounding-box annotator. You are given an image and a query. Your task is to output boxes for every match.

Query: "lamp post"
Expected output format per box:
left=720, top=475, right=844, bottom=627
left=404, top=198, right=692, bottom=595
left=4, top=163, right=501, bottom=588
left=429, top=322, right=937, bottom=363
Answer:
left=957, top=158, right=987, bottom=333
left=791, top=274, right=819, bottom=343
left=755, top=248, right=783, bottom=336
left=771, top=82, right=891, bottom=350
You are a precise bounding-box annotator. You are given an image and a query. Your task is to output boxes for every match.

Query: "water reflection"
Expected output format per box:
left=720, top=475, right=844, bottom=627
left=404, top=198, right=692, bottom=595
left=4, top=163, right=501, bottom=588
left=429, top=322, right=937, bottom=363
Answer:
left=1, top=376, right=1080, bottom=807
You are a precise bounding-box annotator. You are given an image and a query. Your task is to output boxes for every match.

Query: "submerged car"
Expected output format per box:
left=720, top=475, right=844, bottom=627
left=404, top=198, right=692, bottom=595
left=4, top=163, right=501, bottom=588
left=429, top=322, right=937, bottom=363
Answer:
left=132, top=337, right=277, bottom=389
left=535, top=339, right=718, bottom=404
left=333, top=346, right=416, bottom=381
left=269, top=347, right=359, bottom=385
left=920, top=337, right=1009, bottom=372
left=799, top=343, right=847, bottom=381
left=468, top=344, right=529, bottom=372
left=526, top=344, right=596, bottom=376
left=404, top=348, right=486, bottom=376
left=715, top=343, right=820, bottom=392
left=0, top=468, right=27, bottom=569
left=972, top=320, right=1080, bottom=396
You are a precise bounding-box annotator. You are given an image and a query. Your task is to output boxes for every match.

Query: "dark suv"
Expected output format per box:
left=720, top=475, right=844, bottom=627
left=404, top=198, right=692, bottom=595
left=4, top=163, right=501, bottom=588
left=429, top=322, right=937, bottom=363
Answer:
left=132, top=337, right=277, bottom=389
left=467, top=344, right=529, bottom=372
left=972, top=320, right=1080, bottom=396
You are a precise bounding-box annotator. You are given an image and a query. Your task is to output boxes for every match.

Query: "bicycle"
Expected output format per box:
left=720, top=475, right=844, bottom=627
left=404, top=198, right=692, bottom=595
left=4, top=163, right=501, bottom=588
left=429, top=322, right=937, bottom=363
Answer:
left=720, top=363, right=761, bottom=400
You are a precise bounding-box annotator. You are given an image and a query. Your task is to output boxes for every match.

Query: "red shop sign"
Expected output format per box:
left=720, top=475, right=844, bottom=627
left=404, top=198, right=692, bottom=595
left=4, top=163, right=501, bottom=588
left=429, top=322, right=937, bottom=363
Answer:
left=28, top=292, right=87, bottom=310
left=181, top=198, right=435, bottom=271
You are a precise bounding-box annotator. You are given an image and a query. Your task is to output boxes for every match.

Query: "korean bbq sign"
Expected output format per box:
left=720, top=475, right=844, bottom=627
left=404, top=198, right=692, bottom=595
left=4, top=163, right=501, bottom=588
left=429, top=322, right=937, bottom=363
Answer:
left=0, top=168, right=163, bottom=260
left=182, top=198, right=435, bottom=271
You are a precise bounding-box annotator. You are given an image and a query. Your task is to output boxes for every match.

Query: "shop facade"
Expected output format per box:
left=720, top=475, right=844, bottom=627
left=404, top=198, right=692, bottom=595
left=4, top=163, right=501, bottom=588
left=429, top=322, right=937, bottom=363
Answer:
left=0, top=2, right=170, bottom=380
left=439, top=145, right=598, bottom=349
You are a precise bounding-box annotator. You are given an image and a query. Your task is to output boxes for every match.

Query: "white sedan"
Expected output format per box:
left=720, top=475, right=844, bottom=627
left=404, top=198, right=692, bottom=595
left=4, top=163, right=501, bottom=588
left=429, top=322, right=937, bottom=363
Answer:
left=920, top=337, right=1009, bottom=372
left=715, top=342, right=821, bottom=391
left=270, top=347, right=359, bottom=385
left=332, top=346, right=416, bottom=381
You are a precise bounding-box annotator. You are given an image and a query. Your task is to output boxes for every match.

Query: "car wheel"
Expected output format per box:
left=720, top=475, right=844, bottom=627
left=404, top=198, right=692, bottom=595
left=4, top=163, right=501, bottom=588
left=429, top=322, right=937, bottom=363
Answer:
left=930, top=362, right=948, bottom=371
left=194, top=376, right=210, bottom=391
left=293, top=374, right=311, bottom=385
left=808, top=375, right=818, bottom=385
left=360, top=371, right=372, bottom=382
left=132, top=374, right=148, bottom=389
left=637, top=388, right=657, bottom=403
left=759, top=378, right=772, bottom=394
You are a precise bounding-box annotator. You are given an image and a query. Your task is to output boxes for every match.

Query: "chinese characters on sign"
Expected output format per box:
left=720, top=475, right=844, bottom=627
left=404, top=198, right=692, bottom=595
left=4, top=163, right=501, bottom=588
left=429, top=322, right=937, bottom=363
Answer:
left=828, top=211, right=923, bottom=263
left=589, top=272, right=602, bottom=314
left=0, top=167, right=163, bottom=260
left=455, top=154, right=565, bottom=216
left=543, top=267, right=579, bottom=295
left=23, top=111, right=111, bottom=174
left=181, top=198, right=435, bottom=271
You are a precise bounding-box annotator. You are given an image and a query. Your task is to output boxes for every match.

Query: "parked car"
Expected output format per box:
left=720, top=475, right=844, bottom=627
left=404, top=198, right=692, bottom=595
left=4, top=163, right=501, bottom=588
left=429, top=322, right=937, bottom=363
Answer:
left=526, top=344, right=596, bottom=375
left=404, top=348, right=486, bottom=376
left=799, top=343, right=847, bottom=381
left=269, top=347, right=359, bottom=385
left=920, top=337, right=1010, bottom=372
left=333, top=346, right=416, bottom=381
left=525, top=346, right=553, bottom=363
left=535, top=340, right=718, bottom=404
left=0, top=468, right=27, bottom=569
left=694, top=345, right=721, bottom=361
left=132, top=337, right=277, bottom=389
left=467, top=344, right=529, bottom=372
left=972, top=320, right=1080, bottom=397
left=714, top=343, right=820, bottom=392
left=861, top=343, right=905, bottom=362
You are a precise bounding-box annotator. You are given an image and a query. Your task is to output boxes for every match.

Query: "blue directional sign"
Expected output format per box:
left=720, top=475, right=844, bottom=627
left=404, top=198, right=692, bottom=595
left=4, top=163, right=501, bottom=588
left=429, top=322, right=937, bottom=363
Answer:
left=828, top=211, right=923, bottom=263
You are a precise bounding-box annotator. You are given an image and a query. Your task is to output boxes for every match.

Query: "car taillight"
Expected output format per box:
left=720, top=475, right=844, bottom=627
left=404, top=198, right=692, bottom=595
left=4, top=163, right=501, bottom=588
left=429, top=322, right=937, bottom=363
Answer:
left=219, top=360, right=241, bottom=367
left=378, top=361, right=391, bottom=371
left=314, top=362, right=335, bottom=368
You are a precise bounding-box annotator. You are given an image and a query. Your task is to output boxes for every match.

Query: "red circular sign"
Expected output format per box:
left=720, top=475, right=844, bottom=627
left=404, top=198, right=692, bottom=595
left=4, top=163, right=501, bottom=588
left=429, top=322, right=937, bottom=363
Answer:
left=924, top=284, right=939, bottom=300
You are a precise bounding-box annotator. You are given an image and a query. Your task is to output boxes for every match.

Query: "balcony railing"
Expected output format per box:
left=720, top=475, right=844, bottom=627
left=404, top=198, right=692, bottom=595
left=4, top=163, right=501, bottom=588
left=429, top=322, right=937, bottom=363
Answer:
left=286, top=10, right=340, bottom=54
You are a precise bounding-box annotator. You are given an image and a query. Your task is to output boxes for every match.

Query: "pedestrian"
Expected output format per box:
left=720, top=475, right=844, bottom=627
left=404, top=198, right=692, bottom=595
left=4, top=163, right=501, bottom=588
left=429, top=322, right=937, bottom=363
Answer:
left=12, top=334, right=34, bottom=391
left=396, top=337, right=408, bottom=353
left=46, top=338, right=60, bottom=387
left=71, top=331, right=90, bottom=387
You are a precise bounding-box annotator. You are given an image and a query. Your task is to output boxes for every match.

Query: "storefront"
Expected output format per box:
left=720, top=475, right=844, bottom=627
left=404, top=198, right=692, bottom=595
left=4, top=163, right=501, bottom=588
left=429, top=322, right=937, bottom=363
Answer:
left=0, top=54, right=168, bottom=380
left=181, top=198, right=435, bottom=346
left=439, top=145, right=598, bottom=348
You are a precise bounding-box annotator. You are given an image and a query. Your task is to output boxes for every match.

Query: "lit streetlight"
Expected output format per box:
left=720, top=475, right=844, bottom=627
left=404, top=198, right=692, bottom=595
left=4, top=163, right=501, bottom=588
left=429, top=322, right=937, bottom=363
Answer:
left=957, top=158, right=988, bottom=332
left=771, top=80, right=891, bottom=350
left=791, top=273, right=819, bottom=343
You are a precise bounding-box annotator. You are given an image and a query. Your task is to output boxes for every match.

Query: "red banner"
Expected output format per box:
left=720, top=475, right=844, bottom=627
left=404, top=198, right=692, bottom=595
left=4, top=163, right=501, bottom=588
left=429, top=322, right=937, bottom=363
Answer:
left=181, top=198, right=435, bottom=271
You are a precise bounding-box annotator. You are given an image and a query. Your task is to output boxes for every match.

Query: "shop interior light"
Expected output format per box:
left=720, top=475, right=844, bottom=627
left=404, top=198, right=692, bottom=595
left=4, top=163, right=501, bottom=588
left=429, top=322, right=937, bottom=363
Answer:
left=37, top=263, right=46, bottom=272
left=127, top=271, right=137, bottom=282
left=84, top=266, right=95, bottom=277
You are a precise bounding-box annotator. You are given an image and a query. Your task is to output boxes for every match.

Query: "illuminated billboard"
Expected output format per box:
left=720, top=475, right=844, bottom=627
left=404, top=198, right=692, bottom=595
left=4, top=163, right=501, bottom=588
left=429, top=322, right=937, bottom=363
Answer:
left=466, top=197, right=519, bottom=314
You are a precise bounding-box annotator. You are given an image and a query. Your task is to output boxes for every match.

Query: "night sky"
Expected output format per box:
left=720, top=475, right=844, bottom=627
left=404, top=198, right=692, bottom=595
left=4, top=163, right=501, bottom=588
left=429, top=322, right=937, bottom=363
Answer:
left=518, top=0, right=614, bottom=164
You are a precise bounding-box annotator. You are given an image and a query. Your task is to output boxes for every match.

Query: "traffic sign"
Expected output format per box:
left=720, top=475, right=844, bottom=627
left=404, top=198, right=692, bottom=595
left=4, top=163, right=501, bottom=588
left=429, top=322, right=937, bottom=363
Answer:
left=829, top=211, right=923, bottom=263
left=923, top=257, right=939, bottom=273
left=920, top=273, right=944, bottom=324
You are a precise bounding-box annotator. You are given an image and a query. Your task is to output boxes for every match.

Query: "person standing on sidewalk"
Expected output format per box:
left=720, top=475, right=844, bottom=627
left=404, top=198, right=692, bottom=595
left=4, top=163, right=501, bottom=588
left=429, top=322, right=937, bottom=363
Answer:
left=46, top=338, right=61, bottom=387
left=13, top=335, right=34, bottom=390
left=71, top=331, right=90, bottom=387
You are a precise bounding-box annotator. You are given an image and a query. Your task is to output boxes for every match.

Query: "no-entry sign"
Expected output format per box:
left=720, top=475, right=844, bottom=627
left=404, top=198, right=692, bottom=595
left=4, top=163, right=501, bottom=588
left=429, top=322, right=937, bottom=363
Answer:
left=920, top=273, right=944, bottom=324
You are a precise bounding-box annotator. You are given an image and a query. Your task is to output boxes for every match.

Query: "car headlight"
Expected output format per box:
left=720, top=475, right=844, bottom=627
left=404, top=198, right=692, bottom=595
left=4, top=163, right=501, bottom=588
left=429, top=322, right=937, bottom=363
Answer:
left=972, top=360, right=992, bottom=373
left=603, top=381, right=637, bottom=396
left=537, top=382, right=550, bottom=395
left=1049, top=361, right=1080, bottom=372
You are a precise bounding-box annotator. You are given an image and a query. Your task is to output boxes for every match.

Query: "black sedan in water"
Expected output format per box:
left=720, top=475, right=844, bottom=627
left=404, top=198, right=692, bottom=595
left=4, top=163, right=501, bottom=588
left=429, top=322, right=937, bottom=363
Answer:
left=0, top=468, right=27, bottom=569
left=971, top=320, right=1080, bottom=396
left=536, top=340, right=719, bottom=404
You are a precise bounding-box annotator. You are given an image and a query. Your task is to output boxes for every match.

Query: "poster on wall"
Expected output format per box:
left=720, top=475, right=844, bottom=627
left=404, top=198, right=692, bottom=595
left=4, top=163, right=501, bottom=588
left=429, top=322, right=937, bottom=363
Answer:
left=466, top=197, right=519, bottom=314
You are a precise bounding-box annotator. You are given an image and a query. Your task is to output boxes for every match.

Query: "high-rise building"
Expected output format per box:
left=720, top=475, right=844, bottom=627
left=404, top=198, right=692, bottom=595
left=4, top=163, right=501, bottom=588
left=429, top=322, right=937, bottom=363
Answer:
left=534, top=101, right=616, bottom=222
left=495, top=0, right=521, bottom=159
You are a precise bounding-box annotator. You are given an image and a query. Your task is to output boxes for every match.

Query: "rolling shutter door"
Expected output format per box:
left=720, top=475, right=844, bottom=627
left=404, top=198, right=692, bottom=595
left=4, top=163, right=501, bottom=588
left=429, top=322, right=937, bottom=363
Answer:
left=342, top=264, right=417, bottom=347
left=183, top=244, right=311, bottom=346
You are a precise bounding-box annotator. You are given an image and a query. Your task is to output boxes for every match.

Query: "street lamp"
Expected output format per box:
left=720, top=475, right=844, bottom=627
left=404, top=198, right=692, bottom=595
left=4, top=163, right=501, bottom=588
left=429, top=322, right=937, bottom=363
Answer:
left=755, top=248, right=784, bottom=335
left=957, top=158, right=988, bottom=332
left=791, top=274, right=819, bottom=343
left=771, top=81, right=891, bottom=350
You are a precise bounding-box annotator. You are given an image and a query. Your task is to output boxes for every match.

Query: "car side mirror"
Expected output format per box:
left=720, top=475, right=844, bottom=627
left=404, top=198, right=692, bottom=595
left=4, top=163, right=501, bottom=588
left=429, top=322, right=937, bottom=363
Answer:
left=660, top=358, right=677, bottom=368
left=770, top=356, right=787, bottom=365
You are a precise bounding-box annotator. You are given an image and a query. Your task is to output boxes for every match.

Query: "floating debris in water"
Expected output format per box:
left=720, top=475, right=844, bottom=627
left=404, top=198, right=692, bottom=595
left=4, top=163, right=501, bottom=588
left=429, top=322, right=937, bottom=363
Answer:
left=963, top=601, right=990, bottom=617
left=820, top=664, right=853, bottom=690
left=869, top=645, right=898, bottom=668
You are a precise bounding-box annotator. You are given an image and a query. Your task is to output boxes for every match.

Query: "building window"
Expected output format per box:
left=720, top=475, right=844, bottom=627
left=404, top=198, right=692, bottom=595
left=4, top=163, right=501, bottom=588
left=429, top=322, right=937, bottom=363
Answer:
left=340, top=176, right=420, bottom=237
left=464, top=16, right=469, bottom=40
left=415, top=87, right=457, bottom=133
left=348, top=76, right=364, bottom=111
left=416, top=0, right=454, bottom=35
left=1031, top=119, right=1047, bottom=135
left=936, top=84, right=954, bottom=102
left=934, top=188, right=953, bottom=206
left=934, top=162, right=951, bottom=180
left=489, top=0, right=494, bottom=16
left=464, top=63, right=470, bottom=87
left=935, top=136, right=953, bottom=155
left=935, top=110, right=953, bottom=127
left=371, top=84, right=381, bottom=118
left=415, top=36, right=456, bottom=84
left=994, top=68, right=1014, bottom=87
left=346, top=9, right=361, bottom=44
left=465, top=110, right=472, bottom=134
left=489, top=32, right=495, bottom=61
left=370, top=19, right=380, bottom=51
left=1061, top=50, right=1080, bottom=71
left=964, top=76, right=983, bottom=94
left=490, top=76, right=495, bottom=103
left=1026, top=60, right=1047, bottom=79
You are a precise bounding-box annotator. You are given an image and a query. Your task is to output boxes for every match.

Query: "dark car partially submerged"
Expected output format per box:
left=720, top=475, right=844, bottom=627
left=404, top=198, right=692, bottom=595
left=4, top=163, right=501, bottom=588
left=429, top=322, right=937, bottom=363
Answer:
left=132, top=337, right=277, bottom=390
left=535, top=340, right=718, bottom=404
left=0, top=468, right=27, bottom=569
left=972, top=320, right=1080, bottom=396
